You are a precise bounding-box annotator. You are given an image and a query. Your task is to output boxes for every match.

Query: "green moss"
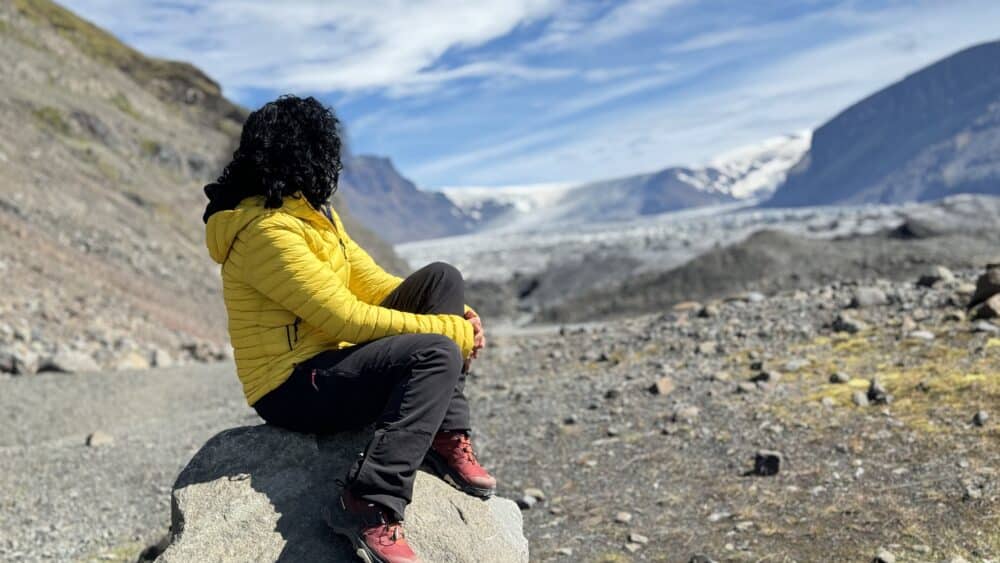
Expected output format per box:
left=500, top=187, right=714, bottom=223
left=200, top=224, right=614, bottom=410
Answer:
left=139, top=139, right=160, bottom=158
left=32, top=105, right=71, bottom=135
left=109, top=92, right=139, bottom=119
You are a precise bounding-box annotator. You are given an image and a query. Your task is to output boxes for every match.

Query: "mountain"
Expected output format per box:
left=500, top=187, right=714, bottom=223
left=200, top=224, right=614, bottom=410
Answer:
left=0, top=0, right=405, bottom=370
left=339, top=155, right=474, bottom=243
left=767, top=40, right=1000, bottom=207
left=442, top=132, right=808, bottom=231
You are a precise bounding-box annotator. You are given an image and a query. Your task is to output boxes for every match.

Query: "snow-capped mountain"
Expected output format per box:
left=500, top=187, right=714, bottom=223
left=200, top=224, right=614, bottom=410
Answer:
left=440, top=132, right=810, bottom=231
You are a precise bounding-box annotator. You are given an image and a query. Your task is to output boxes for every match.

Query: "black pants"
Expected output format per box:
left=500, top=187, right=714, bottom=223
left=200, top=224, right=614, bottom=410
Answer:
left=253, top=262, right=471, bottom=520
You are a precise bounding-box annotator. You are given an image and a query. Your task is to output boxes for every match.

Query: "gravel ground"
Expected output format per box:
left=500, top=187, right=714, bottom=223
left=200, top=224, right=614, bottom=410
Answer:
left=0, top=365, right=253, bottom=562
left=1, top=269, right=997, bottom=563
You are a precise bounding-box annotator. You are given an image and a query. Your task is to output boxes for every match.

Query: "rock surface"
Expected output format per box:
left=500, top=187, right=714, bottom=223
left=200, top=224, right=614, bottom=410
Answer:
left=158, top=425, right=528, bottom=563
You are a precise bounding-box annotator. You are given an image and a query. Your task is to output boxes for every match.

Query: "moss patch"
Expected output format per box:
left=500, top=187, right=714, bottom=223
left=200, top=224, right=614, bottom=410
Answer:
left=109, top=92, right=140, bottom=119
left=32, top=105, right=71, bottom=135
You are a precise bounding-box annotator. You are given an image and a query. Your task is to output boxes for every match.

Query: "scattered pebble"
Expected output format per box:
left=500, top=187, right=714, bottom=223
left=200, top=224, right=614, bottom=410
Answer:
left=973, top=410, right=989, bottom=427
left=829, top=371, right=851, bottom=384
left=614, top=511, right=632, bottom=524
left=852, top=391, right=870, bottom=407
left=627, top=532, right=649, bottom=544
left=873, top=547, right=896, bottom=563
left=649, top=376, right=675, bottom=396
left=86, top=431, right=113, bottom=447
left=753, top=450, right=783, bottom=476
left=908, top=330, right=935, bottom=341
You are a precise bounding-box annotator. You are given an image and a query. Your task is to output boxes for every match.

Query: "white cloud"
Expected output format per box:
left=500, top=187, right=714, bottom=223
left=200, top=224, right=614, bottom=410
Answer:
left=61, top=0, right=564, bottom=96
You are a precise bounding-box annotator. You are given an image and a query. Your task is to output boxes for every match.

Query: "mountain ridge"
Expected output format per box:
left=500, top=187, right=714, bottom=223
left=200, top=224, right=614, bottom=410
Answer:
left=766, top=39, right=1000, bottom=207
left=442, top=132, right=808, bottom=231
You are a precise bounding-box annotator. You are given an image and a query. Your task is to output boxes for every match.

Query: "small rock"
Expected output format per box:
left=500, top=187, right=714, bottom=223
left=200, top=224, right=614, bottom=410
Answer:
left=86, top=431, right=114, bottom=447
left=829, top=371, right=851, bottom=384
left=672, top=405, right=701, bottom=423
left=604, top=388, right=621, bottom=400
left=516, top=495, right=538, bottom=510
left=873, top=547, right=896, bottom=563
left=562, top=414, right=578, bottom=425
left=689, top=556, right=718, bottom=563
left=697, top=304, right=719, bottom=318
left=627, top=532, right=649, bottom=544
left=151, top=347, right=174, bottom=368
left=614, top=511, right=632, bottom=524
left=973, top=410, right=989, bottom=427
left=555, top=547, right=573, bottom=556
left=971, top=320, right=1000, bottom=334
left=783, top=358, right=809, bottom=372
left=917, top=265, right=955, bottom=287
left=968, top=264, right=1000, bottom=309
left=851, top=287, right=889, bottom=308
left=523, top=487, right=545, bottom=501
left=649, top=376, right=675, bottom=396
left=751, top=370, right=781, bottom=384
left=753, top=450, right=782, bottom=476
left=735, top=382, right=757, bottom=394
left=867, top=379, right=890, bottom=404
left=39, top=349, right=100, bottom=373
left=696, top=341, right=718, bottom=355
left=908, top=330, right=935, bottom=341
left=624, top=543, right=641, bottom=553
left=971, top=294, right=1000, bottom=320
left=114, top=350, right=151, bottom=371
left=946, top=556, right=970, bottom=563
left=821, top=397, right=836, bottom=408
left=673, top=301, right=702, bottom=312
left=833, top=313, right=867, bottom=334
left=852, top=390, right=870, bottom=407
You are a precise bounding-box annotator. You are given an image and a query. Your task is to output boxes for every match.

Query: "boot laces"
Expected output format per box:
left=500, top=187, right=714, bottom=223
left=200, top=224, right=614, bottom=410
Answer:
left=455, top=433, right=479, bottom=464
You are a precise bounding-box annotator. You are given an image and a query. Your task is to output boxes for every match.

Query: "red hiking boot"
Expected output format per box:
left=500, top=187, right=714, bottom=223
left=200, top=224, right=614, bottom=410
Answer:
left=324, top=487, right=420, bottom=563
left=424, top=430, right=497, bottom=498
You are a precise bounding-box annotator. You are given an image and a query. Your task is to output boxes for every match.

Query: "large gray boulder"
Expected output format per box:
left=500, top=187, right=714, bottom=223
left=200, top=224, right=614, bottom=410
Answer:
left=157, top=425, right=528, bottom=562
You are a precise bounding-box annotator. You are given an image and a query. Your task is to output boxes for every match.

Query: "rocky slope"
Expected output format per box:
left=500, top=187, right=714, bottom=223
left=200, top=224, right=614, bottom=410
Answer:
left=1, top=265, right=997, bottom=562
left=767, top=40, right=1000, bottom=207
left=0, top=0, right=405, bottom=376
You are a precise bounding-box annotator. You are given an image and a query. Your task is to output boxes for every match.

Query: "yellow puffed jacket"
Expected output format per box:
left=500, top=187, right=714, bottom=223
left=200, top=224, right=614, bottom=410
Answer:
left=206, top=194, right=474, bottom=405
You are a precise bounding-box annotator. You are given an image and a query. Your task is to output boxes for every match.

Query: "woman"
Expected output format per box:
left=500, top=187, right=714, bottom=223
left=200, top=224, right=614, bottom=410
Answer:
left=203, top=95, right=494, bottom=563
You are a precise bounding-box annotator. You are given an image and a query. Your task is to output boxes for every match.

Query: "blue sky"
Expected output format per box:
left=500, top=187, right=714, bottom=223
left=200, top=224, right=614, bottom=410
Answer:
left=62, top=0, right=1000, bottom=189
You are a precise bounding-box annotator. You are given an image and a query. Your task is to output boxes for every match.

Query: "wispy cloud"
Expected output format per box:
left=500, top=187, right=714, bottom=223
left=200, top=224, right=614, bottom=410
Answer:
left=62, top=0, right=564, bottom=96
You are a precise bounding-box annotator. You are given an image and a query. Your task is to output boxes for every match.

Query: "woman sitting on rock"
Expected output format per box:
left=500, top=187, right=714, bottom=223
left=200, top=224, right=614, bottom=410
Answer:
left=202, top=95, right=494, bottom=563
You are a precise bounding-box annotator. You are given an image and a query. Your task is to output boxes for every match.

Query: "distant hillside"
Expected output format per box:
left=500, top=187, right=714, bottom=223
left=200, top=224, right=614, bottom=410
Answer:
left=767, top=40, right=1000, bottom=207
left=340, top=155, right=474, bottom=243
left=444, top=133, right=808, bottom=231
left=0, top=0, right=405, bottom=370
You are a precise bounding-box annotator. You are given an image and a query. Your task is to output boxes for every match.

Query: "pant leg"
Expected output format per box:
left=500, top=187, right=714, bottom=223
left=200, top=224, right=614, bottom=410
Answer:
left=379, top=262, right=471, bottom=432
left=253, top=332, right=462, bottom=520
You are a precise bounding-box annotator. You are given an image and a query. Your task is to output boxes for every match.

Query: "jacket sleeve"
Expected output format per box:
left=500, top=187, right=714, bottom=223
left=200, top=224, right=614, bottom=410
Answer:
left=235, top=217, right=474, bottom=357
left=332, top=209, right=479, bottom=315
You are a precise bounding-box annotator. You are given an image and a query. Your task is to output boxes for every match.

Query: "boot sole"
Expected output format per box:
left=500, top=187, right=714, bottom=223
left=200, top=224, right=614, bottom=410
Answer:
left=322, top=506, right=387, bottom=563
left=422, top=452, right=495, bottom=499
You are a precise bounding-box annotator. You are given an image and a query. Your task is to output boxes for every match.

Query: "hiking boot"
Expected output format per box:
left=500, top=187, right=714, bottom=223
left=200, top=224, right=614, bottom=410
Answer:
left=424, top=430, right=497, bottom=498
left=324, top=487, right=420, bottom=563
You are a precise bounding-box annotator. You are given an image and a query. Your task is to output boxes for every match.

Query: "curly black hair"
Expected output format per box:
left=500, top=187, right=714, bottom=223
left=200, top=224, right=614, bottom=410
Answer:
left=202, top=95, right=344, bottom=223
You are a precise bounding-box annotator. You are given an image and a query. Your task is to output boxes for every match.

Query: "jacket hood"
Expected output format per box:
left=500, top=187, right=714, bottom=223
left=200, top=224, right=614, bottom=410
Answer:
left=205, top=195, right=332, bottom=264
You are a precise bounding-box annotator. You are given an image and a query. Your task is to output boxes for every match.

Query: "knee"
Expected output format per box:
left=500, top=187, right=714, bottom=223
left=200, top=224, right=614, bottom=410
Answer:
left=423, top=261, right=463, bottom=285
